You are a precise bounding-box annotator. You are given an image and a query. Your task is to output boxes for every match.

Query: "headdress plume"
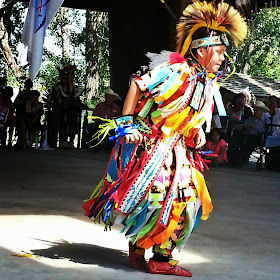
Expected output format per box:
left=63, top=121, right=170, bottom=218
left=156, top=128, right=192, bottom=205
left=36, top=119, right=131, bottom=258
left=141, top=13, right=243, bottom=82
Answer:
left=176, top=1, right=247, bottom=56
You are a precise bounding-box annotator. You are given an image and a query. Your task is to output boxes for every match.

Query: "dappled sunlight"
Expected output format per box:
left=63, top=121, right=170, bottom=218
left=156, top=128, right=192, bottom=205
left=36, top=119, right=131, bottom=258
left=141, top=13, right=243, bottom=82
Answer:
left=0, top=215, right=212, bottom=269
left=0, top=215, right=128, bottom=268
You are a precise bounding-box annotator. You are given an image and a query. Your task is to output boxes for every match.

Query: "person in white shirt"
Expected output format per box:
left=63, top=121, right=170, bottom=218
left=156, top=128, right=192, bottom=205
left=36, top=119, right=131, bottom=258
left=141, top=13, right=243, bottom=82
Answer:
left=263, top=95, right=280, bottom=147
left=263, top=95, right=280, bottom=136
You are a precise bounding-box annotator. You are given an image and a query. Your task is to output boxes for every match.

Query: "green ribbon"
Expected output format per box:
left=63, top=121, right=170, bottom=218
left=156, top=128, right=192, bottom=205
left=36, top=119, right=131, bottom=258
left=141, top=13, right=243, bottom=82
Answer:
left=138, top=98, right=154, bottom=118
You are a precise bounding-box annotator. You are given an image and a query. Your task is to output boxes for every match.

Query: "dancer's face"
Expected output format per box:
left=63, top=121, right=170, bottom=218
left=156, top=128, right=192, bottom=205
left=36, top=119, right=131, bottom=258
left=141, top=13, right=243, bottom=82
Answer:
left=196, top=45, right=226, bottom=73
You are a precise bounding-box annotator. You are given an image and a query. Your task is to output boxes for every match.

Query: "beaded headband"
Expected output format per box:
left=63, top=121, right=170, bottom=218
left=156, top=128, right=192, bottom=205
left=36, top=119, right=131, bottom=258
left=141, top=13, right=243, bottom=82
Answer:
left=190, top=33, right=229, bottom=49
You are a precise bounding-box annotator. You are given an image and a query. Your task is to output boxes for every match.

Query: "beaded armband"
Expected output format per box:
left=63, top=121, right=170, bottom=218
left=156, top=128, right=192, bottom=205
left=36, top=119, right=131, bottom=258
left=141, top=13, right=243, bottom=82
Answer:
left=110, top=115, right=139, bottom=142
left=113, top=115, right=134, bottom=128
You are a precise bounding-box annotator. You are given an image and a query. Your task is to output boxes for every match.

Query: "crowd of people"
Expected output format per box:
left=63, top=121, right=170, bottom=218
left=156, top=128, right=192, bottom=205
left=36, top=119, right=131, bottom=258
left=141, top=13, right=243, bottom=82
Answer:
left=47, top=66, right=84, bottom=149
left=86, top=86, right=280, bottom=169
left=204, top=89, right=280, bottom=168
left=0, top=66, right=85, bottom=150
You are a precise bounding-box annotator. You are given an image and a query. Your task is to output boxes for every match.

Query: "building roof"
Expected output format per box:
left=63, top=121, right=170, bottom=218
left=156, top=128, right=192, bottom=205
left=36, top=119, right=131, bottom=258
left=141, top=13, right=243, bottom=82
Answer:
left=219, top=72, right=280, bottom=99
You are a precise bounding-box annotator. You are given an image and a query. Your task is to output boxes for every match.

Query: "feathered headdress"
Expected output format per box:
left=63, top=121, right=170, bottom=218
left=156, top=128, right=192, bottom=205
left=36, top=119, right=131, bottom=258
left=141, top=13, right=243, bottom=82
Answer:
left=176, top=1, right=247, bottom=57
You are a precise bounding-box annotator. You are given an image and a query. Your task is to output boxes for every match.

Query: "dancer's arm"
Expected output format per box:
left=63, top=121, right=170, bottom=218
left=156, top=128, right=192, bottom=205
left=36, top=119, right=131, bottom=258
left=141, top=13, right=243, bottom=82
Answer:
left=122, top=82, right=141, bottom=115
left=122, top=82, right=143, bottom=144
left=194, top=128, right=206, bottom=149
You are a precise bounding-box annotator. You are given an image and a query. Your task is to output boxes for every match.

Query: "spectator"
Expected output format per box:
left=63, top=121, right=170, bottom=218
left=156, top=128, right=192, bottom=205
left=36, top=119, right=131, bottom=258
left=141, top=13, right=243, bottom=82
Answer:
left=25, top=90, right=43, bottom=148
left=93, top=89, right=121, bottom=119
left=47, top=71, right=65, bottom=148
left=205, top=128, right=228, bottom=166
left=0, top=76, right=7, bottom=94
left=241, top=101, right=269, bottom=164
left=0, top=76, right=8, bottom=141
left=47, top=66, right=83, bottom=149
left=263, top=95, right=280, bottom=148
left=0, top=86, right=15, bottom=148
left=241, top=87, right=255, bottom=114
left=88, top=89, right=121, bottom=150
left=227, top=93, right=253, bottom=167
left=14, top=79, right=33, bottom=148
left=0, top=86, right=11, bottom=146
left=263, top=95, right=280, bottom=136
left=227, top=93, right=253, bottom=135
left=63, top=90, right=83, bottom=148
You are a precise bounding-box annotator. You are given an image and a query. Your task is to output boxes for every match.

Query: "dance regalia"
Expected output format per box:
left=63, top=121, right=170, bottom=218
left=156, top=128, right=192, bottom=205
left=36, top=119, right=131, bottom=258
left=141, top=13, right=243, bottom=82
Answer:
left=82, top=53, right=221, bottom=255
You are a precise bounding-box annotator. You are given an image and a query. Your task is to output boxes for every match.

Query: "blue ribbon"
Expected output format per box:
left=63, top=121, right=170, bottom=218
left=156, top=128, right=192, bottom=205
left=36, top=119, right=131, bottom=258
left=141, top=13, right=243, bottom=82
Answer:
left=103, top=199, right=114, bottom=222
left=200, top=150, right=213, bottom=155
left=189, top=69, right=206, bottom=81
left=192, top=206, right=202, bottom=232
left=109, top=123, right=140, bottom=143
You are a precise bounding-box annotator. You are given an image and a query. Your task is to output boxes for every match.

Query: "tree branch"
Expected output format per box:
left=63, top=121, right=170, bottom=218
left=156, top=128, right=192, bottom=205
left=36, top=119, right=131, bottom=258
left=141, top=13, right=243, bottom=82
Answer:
left=0, top=0, right=17, bottom=19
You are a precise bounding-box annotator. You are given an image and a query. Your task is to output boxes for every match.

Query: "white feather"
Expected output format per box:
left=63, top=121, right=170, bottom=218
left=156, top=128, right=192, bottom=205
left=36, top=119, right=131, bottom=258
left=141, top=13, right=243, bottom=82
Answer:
left=146, top=50, right=173, bottom=70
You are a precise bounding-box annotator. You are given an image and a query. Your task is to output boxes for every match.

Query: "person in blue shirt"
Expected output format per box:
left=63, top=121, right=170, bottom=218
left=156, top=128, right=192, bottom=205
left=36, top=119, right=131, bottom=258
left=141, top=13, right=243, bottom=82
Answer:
left=241, top=101, right=269, bottom=164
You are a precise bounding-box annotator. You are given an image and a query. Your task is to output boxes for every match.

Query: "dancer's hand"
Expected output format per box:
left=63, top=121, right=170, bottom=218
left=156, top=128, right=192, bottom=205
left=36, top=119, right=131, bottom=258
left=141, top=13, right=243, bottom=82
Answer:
left=194, top=129, right=206, bottom=149
left=125, top=129, right=143, bottom=144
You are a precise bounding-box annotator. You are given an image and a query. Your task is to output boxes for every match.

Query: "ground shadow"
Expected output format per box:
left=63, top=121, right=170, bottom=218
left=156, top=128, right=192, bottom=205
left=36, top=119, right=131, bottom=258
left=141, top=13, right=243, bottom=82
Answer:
left=31, top=239, right=130, bottom=270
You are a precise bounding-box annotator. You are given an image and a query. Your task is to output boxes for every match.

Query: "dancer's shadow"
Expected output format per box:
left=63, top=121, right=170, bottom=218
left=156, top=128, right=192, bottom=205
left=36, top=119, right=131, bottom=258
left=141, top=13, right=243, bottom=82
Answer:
left=31, top=240, right=130, bottom=270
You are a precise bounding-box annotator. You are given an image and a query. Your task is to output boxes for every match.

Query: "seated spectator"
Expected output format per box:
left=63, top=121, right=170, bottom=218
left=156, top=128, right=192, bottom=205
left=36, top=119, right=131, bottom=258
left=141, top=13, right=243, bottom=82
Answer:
left=88, top=89, right=121, bottom=150
left=93, top=89, right=121, bottom=119
left=241, top=87, right=255, bottom=114
left=263, top=95, right=280, bottom=148
left=227, top=93, right=253, bottom=167
left=241, top=101, right=269, bottom=164
left=263, top=95, right=280, bottom=136
left=204, top=128, right=228, bottom=167
left=227, top=93, right=253, bottom=135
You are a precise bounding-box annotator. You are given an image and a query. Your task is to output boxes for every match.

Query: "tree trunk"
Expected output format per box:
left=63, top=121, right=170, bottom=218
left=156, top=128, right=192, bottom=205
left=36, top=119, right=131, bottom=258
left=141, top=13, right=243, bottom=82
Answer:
left=60, top=7, right=69, bottom=59
left=85, top=11, right=103, bottom=103
left=243, top=18, right=254, bottom=74
left=0, top=17, right=20, bottom=77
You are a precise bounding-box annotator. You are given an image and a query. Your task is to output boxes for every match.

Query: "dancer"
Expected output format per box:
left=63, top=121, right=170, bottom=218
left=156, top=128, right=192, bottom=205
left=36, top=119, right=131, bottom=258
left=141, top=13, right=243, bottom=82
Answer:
left=83, top=1, right=247, bottom=277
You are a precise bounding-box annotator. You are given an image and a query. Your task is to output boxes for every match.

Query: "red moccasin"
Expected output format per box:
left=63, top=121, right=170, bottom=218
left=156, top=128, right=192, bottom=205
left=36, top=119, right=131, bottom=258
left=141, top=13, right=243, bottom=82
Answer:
left=128, top=242, right=147, bottom=270
left=147, top=258, right=192, bottom=277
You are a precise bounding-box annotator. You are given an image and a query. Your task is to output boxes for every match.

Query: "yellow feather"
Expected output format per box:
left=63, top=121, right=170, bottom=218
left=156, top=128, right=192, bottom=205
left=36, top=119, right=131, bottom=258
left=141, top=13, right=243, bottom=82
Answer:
left=177, top=1, right=247, bottom=56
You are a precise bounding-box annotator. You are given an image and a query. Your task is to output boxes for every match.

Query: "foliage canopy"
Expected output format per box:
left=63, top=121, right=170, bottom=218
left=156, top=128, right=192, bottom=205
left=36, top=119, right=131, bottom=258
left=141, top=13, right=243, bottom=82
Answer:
left=230, top=7, right=280, bottom=81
